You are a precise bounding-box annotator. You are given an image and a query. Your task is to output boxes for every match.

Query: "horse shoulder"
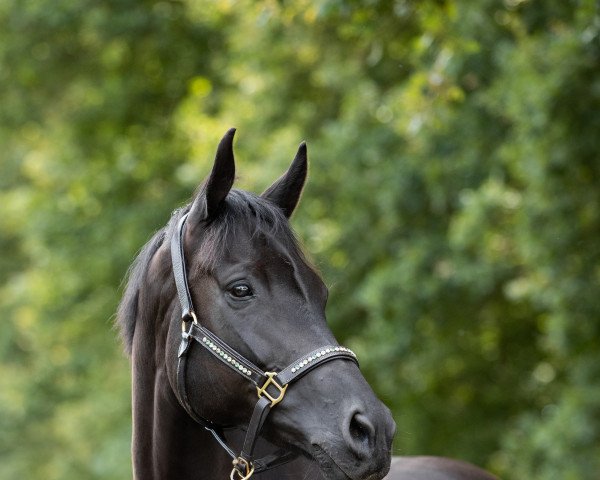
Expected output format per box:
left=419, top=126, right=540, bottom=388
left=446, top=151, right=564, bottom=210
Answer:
left=386, top=456, right=498, bottom=480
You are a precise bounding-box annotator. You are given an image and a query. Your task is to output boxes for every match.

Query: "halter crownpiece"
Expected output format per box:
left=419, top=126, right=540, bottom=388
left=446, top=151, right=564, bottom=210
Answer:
left=170, top=212, right=359, bottom=479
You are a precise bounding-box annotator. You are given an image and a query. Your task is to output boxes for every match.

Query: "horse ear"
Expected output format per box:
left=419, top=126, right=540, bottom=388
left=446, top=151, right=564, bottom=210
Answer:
left=261, top=142, right=308, bottom=218
left=188, top=128, right=236, bottom=225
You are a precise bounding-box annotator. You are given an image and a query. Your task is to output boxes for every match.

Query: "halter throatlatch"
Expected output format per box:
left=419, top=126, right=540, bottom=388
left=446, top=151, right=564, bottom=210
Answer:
left=170, top=212, right=359, bottom=479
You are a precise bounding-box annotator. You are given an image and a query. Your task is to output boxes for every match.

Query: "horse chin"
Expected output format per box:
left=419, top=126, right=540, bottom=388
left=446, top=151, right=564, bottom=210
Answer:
left=310, top=444, right=351, bottom=480
left=310, top=444, right=390, bottom=480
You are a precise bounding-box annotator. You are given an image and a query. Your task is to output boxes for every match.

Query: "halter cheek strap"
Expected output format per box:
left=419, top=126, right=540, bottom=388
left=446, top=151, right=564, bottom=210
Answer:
left=171, top=212, right=359, bottom=479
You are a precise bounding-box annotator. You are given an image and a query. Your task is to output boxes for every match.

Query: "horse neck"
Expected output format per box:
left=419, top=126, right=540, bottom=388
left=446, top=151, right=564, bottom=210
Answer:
left=130, top=328, right=231, bottom=480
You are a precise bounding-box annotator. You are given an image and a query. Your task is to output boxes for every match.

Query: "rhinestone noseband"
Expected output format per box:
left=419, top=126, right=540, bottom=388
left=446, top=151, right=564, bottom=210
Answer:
left=171, top=212, right=359, bottom=479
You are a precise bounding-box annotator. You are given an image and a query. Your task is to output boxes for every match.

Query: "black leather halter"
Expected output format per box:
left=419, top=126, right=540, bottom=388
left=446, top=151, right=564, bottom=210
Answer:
left=171, top=212, right=359, bottom=479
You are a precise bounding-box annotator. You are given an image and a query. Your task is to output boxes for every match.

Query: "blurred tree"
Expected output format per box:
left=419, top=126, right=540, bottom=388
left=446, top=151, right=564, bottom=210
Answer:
left=0, top=1, right=598, bottom=479
left=0, top=1, right=225, bottom=478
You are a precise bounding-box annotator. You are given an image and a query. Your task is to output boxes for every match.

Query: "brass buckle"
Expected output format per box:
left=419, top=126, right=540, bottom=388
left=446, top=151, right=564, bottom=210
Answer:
left=230, top=457, right=255, bottom=480
left=256, top=372, right=288, bottom=407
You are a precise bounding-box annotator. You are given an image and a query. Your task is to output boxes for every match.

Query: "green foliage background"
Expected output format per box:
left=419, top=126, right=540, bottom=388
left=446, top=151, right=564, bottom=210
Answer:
left=1, top=1, right=599, bottom=479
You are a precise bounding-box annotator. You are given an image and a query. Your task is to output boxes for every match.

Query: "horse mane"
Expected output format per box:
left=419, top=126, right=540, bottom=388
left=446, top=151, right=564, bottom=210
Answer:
left=116, top=189, right=308, bottom=356
left=115, top=221, right=170, bottom=356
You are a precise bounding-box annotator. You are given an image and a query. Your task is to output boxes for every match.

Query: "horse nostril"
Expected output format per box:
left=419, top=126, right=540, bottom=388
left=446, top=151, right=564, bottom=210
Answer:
left=348, top=412, right=375, bottom=452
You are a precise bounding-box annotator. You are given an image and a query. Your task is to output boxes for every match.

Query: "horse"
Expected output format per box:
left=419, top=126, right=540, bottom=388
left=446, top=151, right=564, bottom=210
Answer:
left=116, top=129, right=497, bottom=480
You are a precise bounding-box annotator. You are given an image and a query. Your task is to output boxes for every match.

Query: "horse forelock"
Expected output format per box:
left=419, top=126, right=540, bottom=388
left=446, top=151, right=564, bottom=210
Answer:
left=196, top=189, right=308, bottom=270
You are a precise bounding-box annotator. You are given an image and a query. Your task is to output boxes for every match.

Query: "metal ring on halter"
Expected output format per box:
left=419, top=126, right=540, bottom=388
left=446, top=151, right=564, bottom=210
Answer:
left=181, top=311, right=198, bottom=332
left=230, top=457, right=255, bottom=480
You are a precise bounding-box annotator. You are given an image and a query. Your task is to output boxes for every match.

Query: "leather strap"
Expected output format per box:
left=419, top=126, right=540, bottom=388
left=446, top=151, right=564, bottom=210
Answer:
left=240, top=396, right=272, bottom=463
left=187, top=322, right=265, bottom=385
left=278, top=346, right=358, bottom=385
left=171, top=213, right=194, bottom=320
left=253, top=450, right=298, bottom=473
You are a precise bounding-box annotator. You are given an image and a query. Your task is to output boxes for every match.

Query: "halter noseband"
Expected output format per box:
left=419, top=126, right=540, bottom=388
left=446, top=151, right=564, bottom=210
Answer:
left=171, top=212, right=359, bottom=479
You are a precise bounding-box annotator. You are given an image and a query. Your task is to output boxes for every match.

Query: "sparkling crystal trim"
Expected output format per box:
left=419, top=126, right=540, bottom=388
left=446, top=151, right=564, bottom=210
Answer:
left=202, top=336, right=252, bottom=376
left=290, top=347, right=356, bottom=373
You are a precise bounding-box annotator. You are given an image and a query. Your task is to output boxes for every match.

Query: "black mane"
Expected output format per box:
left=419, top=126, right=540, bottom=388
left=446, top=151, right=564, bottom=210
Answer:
left=116, top=189, right=306, bottom=355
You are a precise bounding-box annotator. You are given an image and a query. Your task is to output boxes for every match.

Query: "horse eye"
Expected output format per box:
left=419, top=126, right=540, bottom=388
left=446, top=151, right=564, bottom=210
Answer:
left=229, top=284, right=253, bottom=298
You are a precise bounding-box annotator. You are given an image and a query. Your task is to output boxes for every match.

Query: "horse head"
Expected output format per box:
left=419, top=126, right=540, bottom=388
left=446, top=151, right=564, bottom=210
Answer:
left=118, top=129, right=395, bottom=480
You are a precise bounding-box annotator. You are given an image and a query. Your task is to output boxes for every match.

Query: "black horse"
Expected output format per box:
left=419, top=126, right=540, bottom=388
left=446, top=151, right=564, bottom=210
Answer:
left=117, top=129, right=496, bottom=480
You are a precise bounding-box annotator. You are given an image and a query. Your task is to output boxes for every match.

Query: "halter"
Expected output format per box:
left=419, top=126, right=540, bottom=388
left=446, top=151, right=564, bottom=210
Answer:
left=171, top=212, right=359, bottom=479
